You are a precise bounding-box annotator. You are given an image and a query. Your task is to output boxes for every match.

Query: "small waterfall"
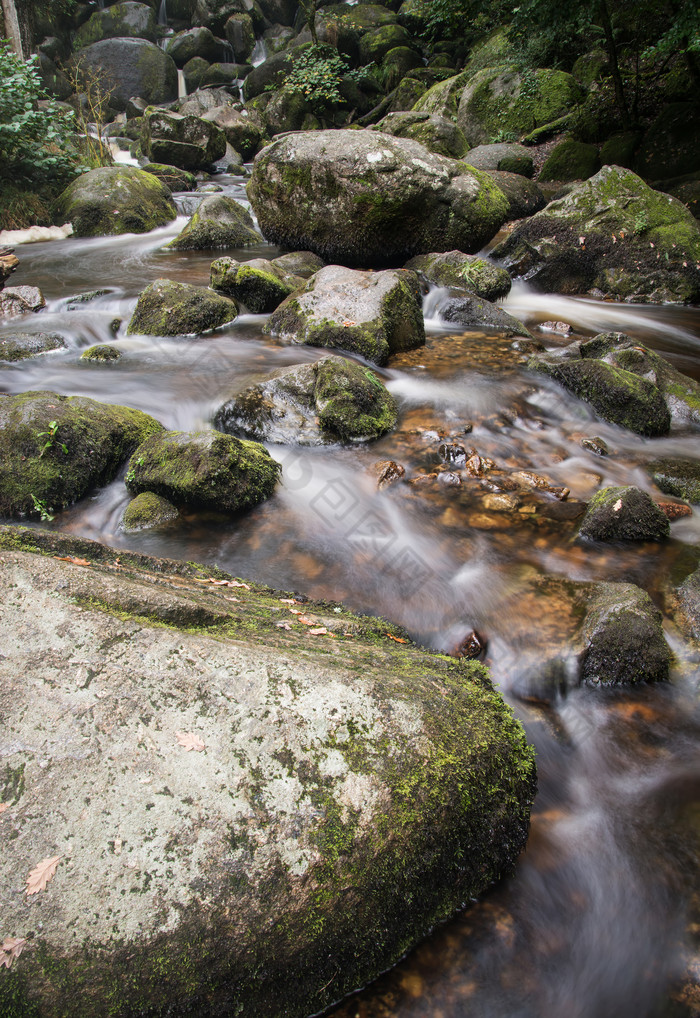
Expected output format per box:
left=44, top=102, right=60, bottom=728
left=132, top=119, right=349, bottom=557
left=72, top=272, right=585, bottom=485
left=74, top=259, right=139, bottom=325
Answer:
left=157, top=0, right=167, bottom=26
left=177, top=69, right=188, bottom=99
left=221, top=41, right=234, bottom=64
left=251, top=39, right=268, bottom=66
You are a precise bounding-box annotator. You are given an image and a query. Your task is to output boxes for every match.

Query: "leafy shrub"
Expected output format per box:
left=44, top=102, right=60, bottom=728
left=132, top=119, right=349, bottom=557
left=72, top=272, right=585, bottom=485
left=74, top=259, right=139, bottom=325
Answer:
left=0, top=40, right=82, bottom=184
left=284, top=45, right=349, bottom=112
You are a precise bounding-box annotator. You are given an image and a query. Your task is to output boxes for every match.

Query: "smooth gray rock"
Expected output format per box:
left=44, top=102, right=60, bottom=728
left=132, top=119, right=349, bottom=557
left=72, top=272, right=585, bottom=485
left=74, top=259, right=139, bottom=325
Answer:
left=68, top=38, right=177, bottom=110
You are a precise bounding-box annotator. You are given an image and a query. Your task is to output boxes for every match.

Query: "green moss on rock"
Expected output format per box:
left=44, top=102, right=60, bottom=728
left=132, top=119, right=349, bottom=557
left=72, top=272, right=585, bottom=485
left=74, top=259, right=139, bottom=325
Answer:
left=141, top=162, right=197, bottom=192
left=0, top=332, right=65, bottom=363
left=404, top=250, right=511, bottom=300
left=578, top=485, right=670, bottom=542
left=80, top=344, right=121, bottom=362
left=0, top=391, right=163, bottom=517
left=580, top=582, right=671, bottom=685
left=649, top=458, right=700, bottom=504
left=127, top=278, right=238, bottom=336
left=210, top=256, right=301, bottom=312
left=538, top=139, right=600, bottom=182
left=121, top=490, right=179, bottom=530
left=53, top=166, right=177, bottom=238
left=166, top=194, right=261, bottom=251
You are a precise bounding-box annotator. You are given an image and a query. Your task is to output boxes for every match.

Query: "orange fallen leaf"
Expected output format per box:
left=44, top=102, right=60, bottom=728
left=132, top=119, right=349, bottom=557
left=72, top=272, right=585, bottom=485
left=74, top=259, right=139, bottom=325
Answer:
left=54, top=556, right=90, bottom=566
left=387, top=633, right=409, bottom=643
left=26, top=856, right=61, bottom=896
left=0, top=803, right=10, bottom=815
left=308, top=627, right=329, bottom=636
left=289, top=608, right=303, bottom=615
left=1, top=937, right=27, bottom=969
left=279, top=598, right=298, bottom=604
left=175, top=732, right=205, bottom=752
left=296, top=616, right=314, bottom=625
left=342, top=320, right=357, bottom=327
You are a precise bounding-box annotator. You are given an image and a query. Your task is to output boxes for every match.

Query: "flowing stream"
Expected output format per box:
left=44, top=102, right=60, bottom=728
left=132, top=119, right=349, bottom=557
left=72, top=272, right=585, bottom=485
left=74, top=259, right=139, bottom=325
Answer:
left=3, top=174, right=700, bottom=1018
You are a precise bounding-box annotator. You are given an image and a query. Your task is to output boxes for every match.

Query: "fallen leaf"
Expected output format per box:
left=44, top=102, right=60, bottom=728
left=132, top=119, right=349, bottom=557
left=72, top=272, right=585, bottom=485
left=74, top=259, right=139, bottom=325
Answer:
left=1, top=937, right=27, bottom=969
left=613, top=498, right=623, bottom=512
left=279, top=598, right=298, bottom=604
left=26, top=856, right=61, bottom=896
left=387, top=633, right=409, bottom=644
left=54, top=556, right=90, bottom=566
left=342, top=320, right=357, bottom=327
left=289, top=608, right=303, bottom=615
left=308, top=627, right=329, bottom=636
left=0, top=803, right=10, bottom=815
left=276, top=621, right=293, bottom=630
left=195, top=577, right=250, bottom=590
left=175, top=731, right=205, bottom=752
left=296, top=616, right=314, bottom=625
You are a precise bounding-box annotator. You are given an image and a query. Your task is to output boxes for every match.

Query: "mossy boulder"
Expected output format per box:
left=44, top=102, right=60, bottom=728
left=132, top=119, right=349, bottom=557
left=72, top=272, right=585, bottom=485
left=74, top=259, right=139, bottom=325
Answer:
left=272, top=251, right=325, bottom=279
left=571, top=48, right=610, bottom=87
left=141, top=162, right=198, bottom=192
left=125, top=429, right=280, bottom=512
left=580, top=582, right=671, bottom=686
left=265, top=265, right=425, bottom=366
left=492, top=165, right=700, bottom=303
left=578, top=485, right=670, bottom=542
left=404, top=250, right=511, bottom=301
left=456, top=67, right=586, bottom=147
left=74, top=1, right=157, bottom=48
left=166, top=195, right=261, bottom=251
left=372, top=111, right=469, bottom=159
left=121, top=490, right=179, bottom=530
left=127, top=278, right=238, bottom=335
left=412, top=69, right=471, bottom=121
left=636, top=102, right=700, bottom=181
left=439, top=294, right=532, bottom=336
left=210, top=256, right=301, bottom=312
left=0, top=526, right=535, bottom=1018
left=67, top=38, right=177, bottom=110
left=166, top=26, right=224, bottom=66
left=53, top=166, right=176, bottom=238
left=529, top=351, right=671, bottom=436
left=648, top=458, right=700, bottom=504
left=0, top=391, right=163, bottom=518
left=80, top=344, right=121, bottom=362
left=247, top=130, right=510, bottom=267
left=225, top=12, right=255, bottom=61
left=485, top=170, right=547, bottom=219
left=578, top=331, right=700, bottom=426
left=0, top=331, right=65, bottom=362
left=600, top=131, right=640, bottom=169
left=145, top=110, right=227, bottom=171
left=381, top=46, right=423, bottom=91
left=201, top=105, right=264, bottom=160
left=54, top=166, right=177, bottom=238
left=183, top=55, right=210, bottom=92
left=678, top=566, right=700, bottom=640
left=359, top=23, right=413, bottom=64
left=465, top=142, right=534, bottom=177
left=538, top=139, right=600, bottom=182
left=215, top=355, right=398, bottom=445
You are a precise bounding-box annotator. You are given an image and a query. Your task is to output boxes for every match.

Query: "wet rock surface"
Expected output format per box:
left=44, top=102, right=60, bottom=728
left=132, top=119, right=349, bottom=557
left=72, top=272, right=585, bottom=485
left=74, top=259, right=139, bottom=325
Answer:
left=127, top=278, right=238, bottom=335
left=578, top=485, right=671, bottom=542
left=54, top=166, right=177, bottom=238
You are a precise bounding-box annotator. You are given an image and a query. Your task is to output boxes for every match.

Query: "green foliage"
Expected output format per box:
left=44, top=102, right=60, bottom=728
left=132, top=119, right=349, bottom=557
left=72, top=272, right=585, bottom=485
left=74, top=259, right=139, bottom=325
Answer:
left=285, top=45, right=349, bottom=111
left=30, top=494, right=55, bottom=521
left=0, top=40, right=82, bottom=184
left=37, top=421, right=69, bottom=459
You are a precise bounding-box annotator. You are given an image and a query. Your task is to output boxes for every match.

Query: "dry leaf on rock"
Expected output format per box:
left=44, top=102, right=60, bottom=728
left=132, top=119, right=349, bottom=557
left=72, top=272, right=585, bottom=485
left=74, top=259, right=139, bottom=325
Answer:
left=0, top=803, right=10, bottom=815
left=1, top=937, right=27, bottom=969
left=195, top=577, right=250, bottom=590
left=54, top=556, right=90, bottom=566
left=276, top=621, right=293, bottom=630
left=308, top=627, right=329, bottom=636
left=279, top=598, right=298, bottom=604
left=26, top=856, right=61, bottom=896
left=175, top=732, right=205, bottom=752
left=387, top=633, right=409, bottom=644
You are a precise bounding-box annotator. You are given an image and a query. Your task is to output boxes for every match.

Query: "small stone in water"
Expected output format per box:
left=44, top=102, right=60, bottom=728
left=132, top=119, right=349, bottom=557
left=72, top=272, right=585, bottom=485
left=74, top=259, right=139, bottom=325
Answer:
left=580, top=436, right=609, bottom=456
left=372, top=460, right=405, bottom=489
left=439, top=443, right=467, bottom=467
left=465, top=454, right=485, bottom=477
left=438, top=471, right=461, bottom=487
left=455, top=630, right=487, bottom=660
left=657, top=500, right=692, bottom=520
left=408, top=473, right=438, bottom=486
left=539, top=321, right=572, bottom=334
left=483, top=492, right=520, bottom=511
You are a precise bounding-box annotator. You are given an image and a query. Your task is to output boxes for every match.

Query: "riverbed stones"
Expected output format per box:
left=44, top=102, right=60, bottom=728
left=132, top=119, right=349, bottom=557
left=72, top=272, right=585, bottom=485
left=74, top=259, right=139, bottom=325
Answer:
left=210, top=256, right=302, bottom=312
left=578, top=485, right=670, bottom=542
left=121, top=490, right=179, bottom=530
left=166, top=195, right=261, bottom=250
left=529, top=351, right=671, bottom=437
left=439, top=294, right=533, bottom=337
left=215, top=356, right=398, bottom=444
left=127, top=279, right=238, bottom=335
left=125, top=429, right=280, bottom=512
left=67, top=38, right=177, bottom=110
left=0, top=391, right=163, bottom=517
left=247, top=130, right=510, bottom=267
left=80, top=344, right=121, bottom=362
left=0, top=525, right=535, bottom=1018
left=0, top=331, right=65, bottom=361
left=648, top=458, right=700, bottom=504
left=0, top=285, right=46, bottom=317
left=580, top=583, right=671, bottom=686
left=404, top=251, right=512, bottom=301
left=145, top=110, right=227, bottom=172
left=265, top=265, right=425, bottom=365
left=53, top=166, right=177, bottom=238
left=201, top=105, right=264, bottom=160
left=492, top=165, right=700, bottom=303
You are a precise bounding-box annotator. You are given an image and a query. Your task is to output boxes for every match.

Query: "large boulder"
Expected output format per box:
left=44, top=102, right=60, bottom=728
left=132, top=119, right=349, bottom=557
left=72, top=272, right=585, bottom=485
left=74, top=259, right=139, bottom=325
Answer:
left=166, top=195, right=261, bottom=250
left=201, top=105, right=264, bottom=160
left=68, top=38, right=177, bottom=110
left=0, top=391, right=162, bottom=518
left=145, top=109, right=227, bottom=171
left=140, top=162, right=198, bottom=192
left=404, top=250, right=511, bottom=301
left=214, top=355, right=398, bottom=444
left=125, top=429, right=280, bottom=512
left=456, top=67, right=586, bottom=147
left=265, top=265, right=425, bottom=365
left=412, top=69, right=471, bottom=121
left=73, top=1, right=157, bottom=47
left=0, top=525, right=535, bottom=1018
left=53, top=166, right=177, bottom=238
left=465, top=142, right=534, bottom=177
left=166, top=26, right=225, bottom=66
left=578, top=485, right=670, bottom=542
left=127, top=278, right=238, bottom=335
left=493, top=165, right=700, bottom=303
left=538, top=139, right=600, bottom=182
left=438, top=294, right=532, bottom=336
left=371, top=111, right=469, bottom=159
left=483, top=169, right=546, bottom=219
left=0, top=331, right=65, bottom=362
left=247, top=130, right=510, bottom=267
left=210, top=256, right=302, bottom=311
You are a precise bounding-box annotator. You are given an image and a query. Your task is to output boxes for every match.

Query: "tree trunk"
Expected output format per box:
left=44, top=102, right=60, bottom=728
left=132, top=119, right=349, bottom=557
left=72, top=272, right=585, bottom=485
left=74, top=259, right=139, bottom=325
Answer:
left=1, top=0, right=24, bottom=58
left=597, top=0, right=631, bottom=130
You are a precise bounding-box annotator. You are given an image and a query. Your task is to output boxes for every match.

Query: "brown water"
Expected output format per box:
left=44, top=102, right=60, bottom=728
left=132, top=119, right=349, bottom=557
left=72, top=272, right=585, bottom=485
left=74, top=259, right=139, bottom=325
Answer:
left=4, top=175, right=700, bottom=1018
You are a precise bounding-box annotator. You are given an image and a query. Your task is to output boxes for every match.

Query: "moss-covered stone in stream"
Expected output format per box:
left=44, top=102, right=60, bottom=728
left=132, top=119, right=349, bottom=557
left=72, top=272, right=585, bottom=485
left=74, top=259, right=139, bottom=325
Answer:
left=53, top=165, right=177, bottom=238
left=165, top=194, right=261, bottom=251
left=127, top=278, right=238, bottom=336
left=141, top=162, right=197, bottom=192
left=210, top=256, right=301, bottom=312
left=578, top=485, right=670, bottom=542
left=80, top=344, right=121, bottom=362
left=580, top=582, right=671, bottom=686
left=0, top=391, right=163, bottom=518
left=0, top=332, right=66, bottom=362
left=0, top=525, right=536, bottom=1018
left=649, top=458, right=700, bottom=504
left=404, top=250, right=511, bottom=300
left=125, top=429, right=280, bottom=513
left=121, top=490, right=179, bottom=531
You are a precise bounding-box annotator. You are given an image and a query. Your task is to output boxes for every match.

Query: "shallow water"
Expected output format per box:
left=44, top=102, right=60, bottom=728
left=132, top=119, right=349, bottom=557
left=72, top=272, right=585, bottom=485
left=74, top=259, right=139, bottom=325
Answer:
left=4, top=174, right=700, bottom=1018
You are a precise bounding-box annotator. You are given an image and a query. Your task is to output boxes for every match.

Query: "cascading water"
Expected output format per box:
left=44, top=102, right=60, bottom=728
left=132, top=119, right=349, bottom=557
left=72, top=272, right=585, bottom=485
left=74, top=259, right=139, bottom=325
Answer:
left=3, top=174, right=700, bottom=1018
left=250, top=38, right=268, bottom=66
left=157, top=0, right=167, bottom=26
